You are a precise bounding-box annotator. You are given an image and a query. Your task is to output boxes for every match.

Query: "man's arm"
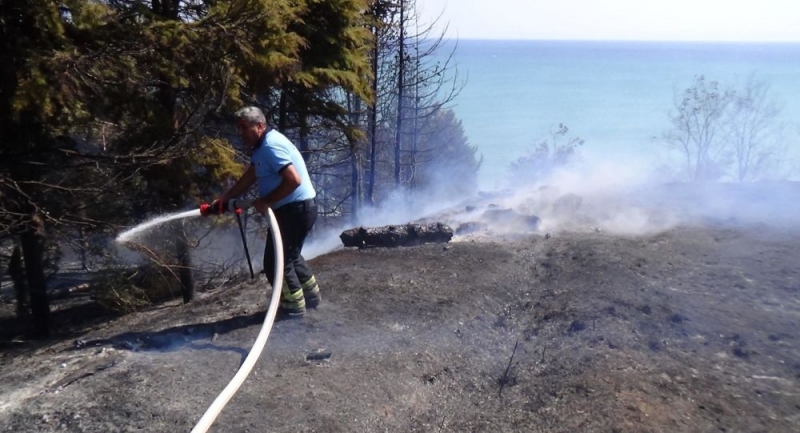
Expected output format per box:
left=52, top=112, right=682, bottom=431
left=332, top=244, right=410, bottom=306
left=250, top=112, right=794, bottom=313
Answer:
left=253, top=164, right=302, bottom=213
left=223, top=164, right=256, bottom=199
left=212, top=165, right=256, bottom=211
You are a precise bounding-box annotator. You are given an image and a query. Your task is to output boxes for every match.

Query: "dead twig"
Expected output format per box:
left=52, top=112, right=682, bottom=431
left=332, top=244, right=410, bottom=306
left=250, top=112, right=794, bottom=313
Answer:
left=498, top=339, right=519, bottom=398
left=436, top=415, right=447, bottom=432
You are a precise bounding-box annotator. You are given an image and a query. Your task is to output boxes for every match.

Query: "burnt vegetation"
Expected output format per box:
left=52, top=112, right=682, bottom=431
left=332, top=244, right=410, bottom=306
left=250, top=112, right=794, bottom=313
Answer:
left=1, top=0, right=478, bottom=338
left=2, top=2, right=800, bottom=432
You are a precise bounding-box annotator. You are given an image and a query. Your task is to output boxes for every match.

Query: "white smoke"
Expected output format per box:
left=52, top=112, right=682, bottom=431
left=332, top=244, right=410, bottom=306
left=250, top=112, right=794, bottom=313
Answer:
left=303, top=187, right=472, bottom=260
left=489, top=148, right=800, bottom=236
left=114, top=146, right=800, bottom=271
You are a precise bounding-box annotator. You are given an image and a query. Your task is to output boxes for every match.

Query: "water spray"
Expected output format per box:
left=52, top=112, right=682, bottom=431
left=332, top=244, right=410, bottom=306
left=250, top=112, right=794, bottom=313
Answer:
left=116, top=209, right=202, bottom=243
left=117, top=200, right=256, bottom=279
left=117, top=200, right=284, bottom=432
left=199, top=199, right=256, bottom=279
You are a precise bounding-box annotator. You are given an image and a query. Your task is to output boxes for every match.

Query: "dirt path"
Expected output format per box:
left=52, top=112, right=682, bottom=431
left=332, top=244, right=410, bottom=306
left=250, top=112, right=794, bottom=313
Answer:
left=1, top=223, right=799, bottom=432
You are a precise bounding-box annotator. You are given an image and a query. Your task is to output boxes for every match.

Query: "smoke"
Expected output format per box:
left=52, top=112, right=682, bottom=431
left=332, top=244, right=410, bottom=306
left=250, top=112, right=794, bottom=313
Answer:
left=482, top=149, right=800, bottom=236
left=111, top=185, right=468, bottom=275
left=527, top=152, right=679, bottom=234
left=113, top=147, right=800, bottom=271
left=112, top=217, right=260, bottom=283
left=303, top=185, right=474, bottom=260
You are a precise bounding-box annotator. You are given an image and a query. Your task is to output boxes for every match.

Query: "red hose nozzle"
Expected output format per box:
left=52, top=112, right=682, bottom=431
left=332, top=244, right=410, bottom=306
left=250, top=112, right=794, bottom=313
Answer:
left=200, top=202, right=225, bottom=217
left=200, top=199, right=252, bottom=217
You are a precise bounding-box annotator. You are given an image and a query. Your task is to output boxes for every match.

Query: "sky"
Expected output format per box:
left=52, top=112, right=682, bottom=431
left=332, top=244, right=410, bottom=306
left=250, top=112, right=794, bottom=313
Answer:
left=418, top=0, right=800, bottom=42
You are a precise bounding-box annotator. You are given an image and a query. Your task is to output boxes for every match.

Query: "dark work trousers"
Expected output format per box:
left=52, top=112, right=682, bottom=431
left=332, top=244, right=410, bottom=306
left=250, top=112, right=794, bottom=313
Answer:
left=263, top=199, right=317, bottom=298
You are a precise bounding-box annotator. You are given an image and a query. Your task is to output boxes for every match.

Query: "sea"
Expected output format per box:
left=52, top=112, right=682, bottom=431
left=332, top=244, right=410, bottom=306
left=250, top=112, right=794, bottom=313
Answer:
left=440, top=40, right=800, bottom=190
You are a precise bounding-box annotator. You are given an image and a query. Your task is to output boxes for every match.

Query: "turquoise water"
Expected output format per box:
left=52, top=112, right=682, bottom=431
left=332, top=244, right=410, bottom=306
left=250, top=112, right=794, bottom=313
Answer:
left=445, top=40, right=800, bottom=189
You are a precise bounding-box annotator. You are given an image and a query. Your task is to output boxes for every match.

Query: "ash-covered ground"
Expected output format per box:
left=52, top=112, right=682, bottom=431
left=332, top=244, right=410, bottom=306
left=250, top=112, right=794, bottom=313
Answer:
left=1, top=182, right=799, bottom=432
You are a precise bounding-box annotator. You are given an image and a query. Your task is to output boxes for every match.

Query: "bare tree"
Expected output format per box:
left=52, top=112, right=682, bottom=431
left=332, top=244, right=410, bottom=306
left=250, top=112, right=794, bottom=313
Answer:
left=665, top=76, right=734, bottom=182
left=665, top=74, right=789, bottom=182
left=510, top=123, right=584, bottom=184
left=394, top=0, right=406, bottom=188
left=390, top=0, right=464, bottom=191
left=725, top=75, right=785, bottom=181
left=365, top=0, right=400, bottom=205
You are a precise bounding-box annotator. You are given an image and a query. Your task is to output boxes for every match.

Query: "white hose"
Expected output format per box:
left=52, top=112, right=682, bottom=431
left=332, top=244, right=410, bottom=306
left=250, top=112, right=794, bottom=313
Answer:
left=191, top=208, right=284, bottom=433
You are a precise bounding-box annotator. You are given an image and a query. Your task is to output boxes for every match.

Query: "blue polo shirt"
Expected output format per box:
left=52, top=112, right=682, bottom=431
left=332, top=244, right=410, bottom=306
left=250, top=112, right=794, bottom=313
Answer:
left=251, top=129, right=316, bottom=209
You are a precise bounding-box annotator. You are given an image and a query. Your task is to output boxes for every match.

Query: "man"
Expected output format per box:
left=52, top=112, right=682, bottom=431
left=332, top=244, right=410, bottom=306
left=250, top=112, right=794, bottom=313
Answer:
left=213, top=106, right=321, bottom=319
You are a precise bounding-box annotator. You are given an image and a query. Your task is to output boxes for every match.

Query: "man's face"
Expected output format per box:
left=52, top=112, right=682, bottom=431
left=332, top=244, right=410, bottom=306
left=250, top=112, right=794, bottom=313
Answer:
left=236, top=120, right=265, bottom=148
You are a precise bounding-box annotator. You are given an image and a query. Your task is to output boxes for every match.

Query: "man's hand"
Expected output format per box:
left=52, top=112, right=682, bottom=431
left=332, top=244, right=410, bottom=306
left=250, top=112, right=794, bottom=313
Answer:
left=228, top=199, right=254, bottom=212
left=209, top=195, right=229, bottom=215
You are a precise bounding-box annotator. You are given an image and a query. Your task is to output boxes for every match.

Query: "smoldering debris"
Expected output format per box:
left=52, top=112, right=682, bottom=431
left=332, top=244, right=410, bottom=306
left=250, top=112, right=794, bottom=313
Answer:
left=340, top=223, right=454, bottom=248
left=439, top=204, right=544, bottom=238
left=481, top=208, right=542, bottom=231
left=306, top=348, right=332, bottom=362
left=551, top=193, right=583, bottom=217
left=455, top=222, right=488, bottom=236
left=51, top=355, right=122, bottom=391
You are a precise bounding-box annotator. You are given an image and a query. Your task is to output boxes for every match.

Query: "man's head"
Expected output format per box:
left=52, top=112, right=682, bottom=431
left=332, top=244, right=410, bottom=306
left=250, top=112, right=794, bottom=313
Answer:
left=234, top=106, right=267, bottom=148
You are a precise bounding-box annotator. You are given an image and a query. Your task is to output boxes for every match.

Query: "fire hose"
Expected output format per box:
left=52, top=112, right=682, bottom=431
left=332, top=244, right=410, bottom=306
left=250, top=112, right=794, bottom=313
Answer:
left=191, top=200, right=284, bottom=433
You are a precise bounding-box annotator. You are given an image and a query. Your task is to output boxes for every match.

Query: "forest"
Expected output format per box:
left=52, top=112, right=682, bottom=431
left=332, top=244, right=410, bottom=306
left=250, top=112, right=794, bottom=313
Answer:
left=0, top=0, right=481, bottom=338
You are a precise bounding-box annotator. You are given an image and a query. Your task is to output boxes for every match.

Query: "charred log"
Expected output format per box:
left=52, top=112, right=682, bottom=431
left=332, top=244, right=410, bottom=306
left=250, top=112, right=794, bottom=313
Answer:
left=340, top=223, right=453, bottom=248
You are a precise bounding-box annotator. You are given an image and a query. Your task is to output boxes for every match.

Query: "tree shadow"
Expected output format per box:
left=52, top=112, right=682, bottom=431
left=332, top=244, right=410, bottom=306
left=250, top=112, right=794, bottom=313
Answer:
left=69, top=311, right=267, bottom=363
left=0, top=300, right=120, bottom=352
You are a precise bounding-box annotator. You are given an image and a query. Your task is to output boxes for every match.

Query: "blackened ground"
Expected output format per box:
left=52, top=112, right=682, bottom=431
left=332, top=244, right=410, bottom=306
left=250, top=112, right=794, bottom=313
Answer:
left=1, top=223, right=800, bottom=432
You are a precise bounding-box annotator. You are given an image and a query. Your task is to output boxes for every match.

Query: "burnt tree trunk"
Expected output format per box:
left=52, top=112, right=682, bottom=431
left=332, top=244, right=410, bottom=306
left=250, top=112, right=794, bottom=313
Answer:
left=8, top=244, right=29, bottom=319
left=176, top=233, right=194, bottom=304
left=278, top=87, right=289, bottom=131
left=78, top=208, right=91, bottom=271
left=394, top=0, right=405, bottom=187
left=20, top=213, right=49, bottom=338
left=366, top=23, right=380, bottom=206
left=351, top=143, right=360, bottom=221
left=350, top=95, right=363, bottom=221
left=297, top=93, right=311, bottom=160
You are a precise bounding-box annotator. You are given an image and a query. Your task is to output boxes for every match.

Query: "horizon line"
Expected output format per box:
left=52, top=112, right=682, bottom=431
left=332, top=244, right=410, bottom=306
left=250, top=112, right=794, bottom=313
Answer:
left=438, top=37, right=800, bottom=45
